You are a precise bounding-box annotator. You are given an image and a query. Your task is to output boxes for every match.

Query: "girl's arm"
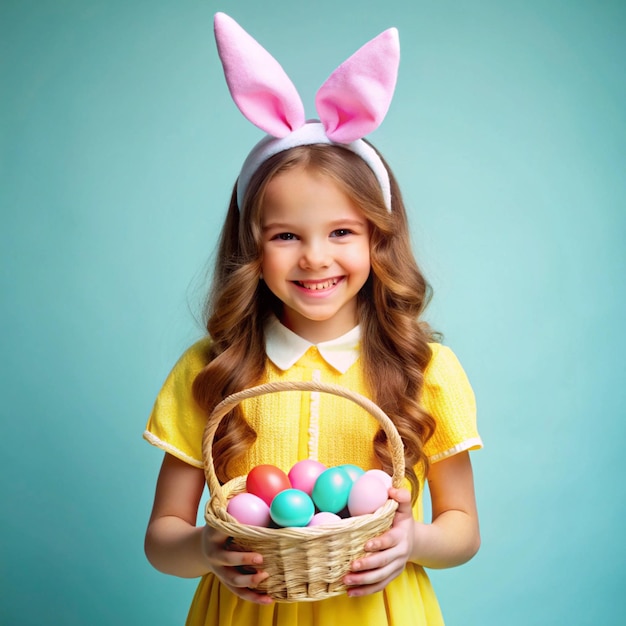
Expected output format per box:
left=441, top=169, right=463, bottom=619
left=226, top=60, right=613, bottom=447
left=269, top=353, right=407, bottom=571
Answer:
left=344, top=451, right=480, bottom=595
left=144, top=453, right=273, bottom=604
left=408, top=449, right=480, bottom=568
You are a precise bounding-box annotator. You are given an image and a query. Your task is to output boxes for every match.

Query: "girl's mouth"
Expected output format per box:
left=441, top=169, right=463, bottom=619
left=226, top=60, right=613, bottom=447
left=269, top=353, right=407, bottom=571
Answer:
left=294, top=278, right=341, bottom=291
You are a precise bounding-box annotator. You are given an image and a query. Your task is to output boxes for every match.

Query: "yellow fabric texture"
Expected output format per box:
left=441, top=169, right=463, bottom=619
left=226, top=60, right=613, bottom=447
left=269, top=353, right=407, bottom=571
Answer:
left=144, top=340, right=481, bottom=626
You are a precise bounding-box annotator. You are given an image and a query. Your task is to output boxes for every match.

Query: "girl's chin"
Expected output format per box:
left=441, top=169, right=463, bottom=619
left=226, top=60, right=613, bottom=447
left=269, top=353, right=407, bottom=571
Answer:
left=281, top=309, right=358, bottom=342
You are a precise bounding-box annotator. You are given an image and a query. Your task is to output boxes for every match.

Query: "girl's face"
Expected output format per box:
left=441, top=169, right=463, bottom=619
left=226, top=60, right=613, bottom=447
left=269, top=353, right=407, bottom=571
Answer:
left=260, top=166, right=371, bottom=343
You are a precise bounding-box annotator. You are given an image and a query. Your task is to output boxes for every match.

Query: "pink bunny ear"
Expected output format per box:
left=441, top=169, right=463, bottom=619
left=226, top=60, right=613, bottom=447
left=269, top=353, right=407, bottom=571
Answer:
left=214, top=12, right=305, bottom=138
left=315, top=28, right=400, bottom=143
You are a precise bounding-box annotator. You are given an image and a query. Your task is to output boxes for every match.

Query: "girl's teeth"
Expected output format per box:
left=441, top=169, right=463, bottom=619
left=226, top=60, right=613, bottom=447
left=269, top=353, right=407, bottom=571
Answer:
left=298, top=279, right=338, bottom=290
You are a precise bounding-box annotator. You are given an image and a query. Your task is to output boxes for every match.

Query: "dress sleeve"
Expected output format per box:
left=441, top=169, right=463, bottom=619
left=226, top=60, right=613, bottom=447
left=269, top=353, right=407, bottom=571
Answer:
left=421, top=343, right=483, bottom=463
left=142, top=338, right=212, bottom=467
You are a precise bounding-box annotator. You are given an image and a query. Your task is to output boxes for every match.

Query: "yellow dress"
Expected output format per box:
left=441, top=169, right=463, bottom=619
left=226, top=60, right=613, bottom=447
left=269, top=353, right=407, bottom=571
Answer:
left=144, top=328, right=482, bottom=626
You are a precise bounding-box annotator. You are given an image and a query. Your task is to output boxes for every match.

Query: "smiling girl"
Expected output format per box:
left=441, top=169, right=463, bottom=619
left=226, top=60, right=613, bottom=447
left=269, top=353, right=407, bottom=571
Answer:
left=143, top=13, right=482, bottom=626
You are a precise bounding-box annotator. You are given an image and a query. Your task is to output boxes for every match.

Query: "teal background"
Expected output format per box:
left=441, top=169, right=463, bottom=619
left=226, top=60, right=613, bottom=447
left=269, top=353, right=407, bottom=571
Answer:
left=2, top=0, right=624, bottom=624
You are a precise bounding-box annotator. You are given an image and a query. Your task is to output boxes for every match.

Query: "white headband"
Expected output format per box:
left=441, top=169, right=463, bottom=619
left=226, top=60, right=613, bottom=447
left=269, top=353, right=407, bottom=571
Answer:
left=214, top=12, right=400, bottom=212
left=236, top=122, right=392, bottom=210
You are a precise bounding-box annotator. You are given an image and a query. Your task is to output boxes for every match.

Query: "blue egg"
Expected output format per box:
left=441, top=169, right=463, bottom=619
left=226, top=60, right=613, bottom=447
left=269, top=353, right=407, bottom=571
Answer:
left=270, top=489, right=315, bottom=527
left=312, top=466, right=353, bottom=513
left=340, top=464, right=366, bottom=483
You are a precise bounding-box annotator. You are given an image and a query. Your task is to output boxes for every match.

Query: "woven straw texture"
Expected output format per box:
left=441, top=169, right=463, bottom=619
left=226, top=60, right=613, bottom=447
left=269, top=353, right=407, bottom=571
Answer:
left=203, top=380, right=405, bottom=602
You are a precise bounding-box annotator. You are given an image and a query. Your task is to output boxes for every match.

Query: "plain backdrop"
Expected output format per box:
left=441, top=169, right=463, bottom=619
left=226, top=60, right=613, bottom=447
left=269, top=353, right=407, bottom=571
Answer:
left=2, top=1, right=625, bottom=624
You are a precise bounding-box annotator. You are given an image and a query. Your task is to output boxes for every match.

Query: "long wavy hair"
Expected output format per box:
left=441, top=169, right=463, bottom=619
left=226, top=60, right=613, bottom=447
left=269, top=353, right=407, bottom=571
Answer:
left=193, top=144, right=437, bottom=501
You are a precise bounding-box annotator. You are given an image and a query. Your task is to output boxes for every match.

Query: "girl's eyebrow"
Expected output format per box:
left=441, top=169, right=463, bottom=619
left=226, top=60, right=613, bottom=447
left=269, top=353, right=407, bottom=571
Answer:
left=262, top=222, right=293, bottom=232
left=328, top=218, right=367, bottom=228
left=262, top=218, right=366, bottom=232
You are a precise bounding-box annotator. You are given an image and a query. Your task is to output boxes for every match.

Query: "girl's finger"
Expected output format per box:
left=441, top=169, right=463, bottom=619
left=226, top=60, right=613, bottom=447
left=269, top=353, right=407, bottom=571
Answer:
left=224, top=551, right=264, bottom=569
left=224, top=570, right=274, bottom=604
left=228, top=581, right=274, bottom=605
left=231, top=569, right=268, bottom=589
left=351, top=542, right=397, bottom=573
left=223, top=537, right=265, bottom=568
left=345, top=558, right=400, bottom=591
left=389, top=487, right=413, bottom=519
left=363, top=525, right=404, bottom=553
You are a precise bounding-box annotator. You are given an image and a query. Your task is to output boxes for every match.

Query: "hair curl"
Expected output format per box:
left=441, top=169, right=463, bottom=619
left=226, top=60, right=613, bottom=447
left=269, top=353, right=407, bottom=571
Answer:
left=192, top=144, right=438, bottom=502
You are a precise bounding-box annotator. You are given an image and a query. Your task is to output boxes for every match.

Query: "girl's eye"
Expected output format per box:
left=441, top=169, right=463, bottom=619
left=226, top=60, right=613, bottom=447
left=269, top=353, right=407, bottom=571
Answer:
left=274, top=232, right=297, bottom=241
left=331, top=228, right=352, bottom=238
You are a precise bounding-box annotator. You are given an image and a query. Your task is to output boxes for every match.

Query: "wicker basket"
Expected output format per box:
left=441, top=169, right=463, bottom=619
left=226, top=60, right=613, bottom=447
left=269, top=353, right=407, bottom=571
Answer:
left=202, top=380, right=405, bottom=602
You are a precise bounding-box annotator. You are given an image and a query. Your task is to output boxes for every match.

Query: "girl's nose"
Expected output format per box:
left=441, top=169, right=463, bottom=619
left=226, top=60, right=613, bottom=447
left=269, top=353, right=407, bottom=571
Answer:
left=299, top=240, right=331, bottom=270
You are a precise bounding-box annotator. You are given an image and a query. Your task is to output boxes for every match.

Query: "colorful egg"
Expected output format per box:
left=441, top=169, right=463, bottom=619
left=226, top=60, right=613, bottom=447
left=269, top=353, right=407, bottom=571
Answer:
left=308, top=511, right=343, bottom=526
left=364, top=469, right=393, bottom=489
left=270, top=489, right=315, bottom=527
left=348, top=473, right=390, bottom=516
left=339, top=464, right=366, bottom=483
left=288, top=459, right=327, bottom=496
left=312, top=466, right=353, bottom=513
left=226, top=492, right=271, bottom=527
left=246, top=464, right=291, bottom=506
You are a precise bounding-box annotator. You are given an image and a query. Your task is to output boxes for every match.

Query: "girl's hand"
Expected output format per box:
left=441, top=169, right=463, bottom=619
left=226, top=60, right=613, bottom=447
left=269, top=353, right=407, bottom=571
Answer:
left=343, top=487, right=417, bottom=597
left=343, top=452, right=481, bottom=596
left=201, top=526, right=274, bottom=605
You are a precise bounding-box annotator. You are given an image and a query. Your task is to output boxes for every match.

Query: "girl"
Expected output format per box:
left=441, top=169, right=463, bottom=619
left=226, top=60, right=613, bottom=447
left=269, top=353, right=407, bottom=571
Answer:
left=144, top=13, right=482, bottom=626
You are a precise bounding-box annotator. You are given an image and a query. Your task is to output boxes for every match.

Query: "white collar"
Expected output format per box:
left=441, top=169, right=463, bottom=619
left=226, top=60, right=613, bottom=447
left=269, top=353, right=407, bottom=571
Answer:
left=265, top=315, right=361, bottom=374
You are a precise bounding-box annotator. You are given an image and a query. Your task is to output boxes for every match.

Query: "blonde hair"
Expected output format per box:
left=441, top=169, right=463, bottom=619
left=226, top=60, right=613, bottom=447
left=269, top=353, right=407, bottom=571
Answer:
left=193, top=144, right=437, bottom=501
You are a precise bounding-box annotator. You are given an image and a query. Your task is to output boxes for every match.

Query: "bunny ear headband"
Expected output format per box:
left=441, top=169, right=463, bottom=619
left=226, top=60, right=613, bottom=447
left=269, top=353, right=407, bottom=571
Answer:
left=213, top=12, right=400, bottom=211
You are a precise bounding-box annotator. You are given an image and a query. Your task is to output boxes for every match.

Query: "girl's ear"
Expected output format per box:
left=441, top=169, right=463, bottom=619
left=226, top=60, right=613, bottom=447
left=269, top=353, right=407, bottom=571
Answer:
left=214, top=12, right=305, bottom=137
left=315, top=28, right=400, bottom=143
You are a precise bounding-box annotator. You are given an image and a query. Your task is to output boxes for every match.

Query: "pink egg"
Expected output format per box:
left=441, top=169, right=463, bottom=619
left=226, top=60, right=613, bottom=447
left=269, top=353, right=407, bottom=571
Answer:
left=348, top=473, right=390, bottom=517
left=227, top=492, right=271, bottom=527
left=364, top=469, right=393, bottom=489
left=308, top=511, right=343, bottom=526
left=288, top=459, right=327, bottom=496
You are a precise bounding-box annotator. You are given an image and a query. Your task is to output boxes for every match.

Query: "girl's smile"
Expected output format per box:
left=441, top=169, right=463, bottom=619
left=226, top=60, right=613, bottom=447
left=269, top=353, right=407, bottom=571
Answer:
left=260, top=166, right=371, bottom=343
left=293, top=277, right=342, bottom=291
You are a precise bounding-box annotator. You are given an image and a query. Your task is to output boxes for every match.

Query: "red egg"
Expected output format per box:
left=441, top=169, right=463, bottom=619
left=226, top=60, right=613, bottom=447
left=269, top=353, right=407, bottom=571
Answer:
left=246, top=464, right=291, bottom=506
left=288, top=459, right=327, bottom=496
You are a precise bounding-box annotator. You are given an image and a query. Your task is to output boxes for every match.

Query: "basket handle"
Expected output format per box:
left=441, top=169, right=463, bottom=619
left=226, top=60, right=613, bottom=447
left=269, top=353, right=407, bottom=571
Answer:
left=202, top=380, right=406, bottom=509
